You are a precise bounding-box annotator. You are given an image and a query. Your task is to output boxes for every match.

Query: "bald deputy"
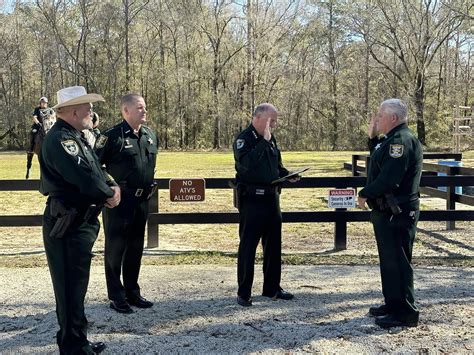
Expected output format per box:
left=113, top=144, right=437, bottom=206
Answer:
left=233, top=103, right=299, bottom=307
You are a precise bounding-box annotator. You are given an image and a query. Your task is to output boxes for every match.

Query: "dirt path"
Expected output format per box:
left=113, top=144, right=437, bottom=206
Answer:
left=1, top=264, right=473, bottom=353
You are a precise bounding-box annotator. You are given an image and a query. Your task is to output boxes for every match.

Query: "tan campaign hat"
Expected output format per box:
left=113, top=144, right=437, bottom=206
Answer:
left=53, top=86, right=105, bottom=109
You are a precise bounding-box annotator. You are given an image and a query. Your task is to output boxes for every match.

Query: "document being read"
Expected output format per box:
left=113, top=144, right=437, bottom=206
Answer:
left=271, top=167, right=310, bottom=184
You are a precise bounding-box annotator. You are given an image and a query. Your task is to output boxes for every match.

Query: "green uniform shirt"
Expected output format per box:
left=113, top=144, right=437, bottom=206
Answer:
left=233, top=123, right=289, bottom=185
left=359, top=123, right=423, bottom=201
left=96, top=120, right=158, bottom=188
left=39, top=118, right=114, bottom=205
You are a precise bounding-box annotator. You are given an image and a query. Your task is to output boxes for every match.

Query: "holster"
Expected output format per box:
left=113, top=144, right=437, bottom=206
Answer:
left=370, top=193, right=402, bottom=215
left=49, top=199, right=78, bottom=239
left=83, top=204, right=104, bottom=223
left=228, top=180, right=241, bottom=209
left=384, top=192, right=402, bottom=215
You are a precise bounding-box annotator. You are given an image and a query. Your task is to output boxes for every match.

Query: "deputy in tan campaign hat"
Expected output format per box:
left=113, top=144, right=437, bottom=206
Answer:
left=39, top=85, right=118, bottom=354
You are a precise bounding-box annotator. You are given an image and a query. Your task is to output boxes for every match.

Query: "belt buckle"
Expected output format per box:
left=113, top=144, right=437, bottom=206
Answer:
left=135, top=188, right=144, bottom=197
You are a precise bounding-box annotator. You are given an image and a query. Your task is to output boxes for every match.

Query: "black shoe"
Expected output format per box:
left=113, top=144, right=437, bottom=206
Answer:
left=375, top=314, right=419, bottom=329
left=127, top=295, right=153, bottom=308
left=90, top=342, right=106, bottom=354
left=110, top=300, right=134, bottom=314
left=263, top=289, right=294, bottom=300
left=369, top=304, right=390, bottom=317
left=237, top=296, right=252, bottom=307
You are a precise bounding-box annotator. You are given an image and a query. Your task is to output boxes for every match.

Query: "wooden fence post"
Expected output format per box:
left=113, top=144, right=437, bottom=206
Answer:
left=334, top=208, right=347, bottom=251
left=147, top=188, right=159, bottom=248
left=352, top=155, right=358, bottom=176
left=446, top=166, right=456, bottom=230
left=364, top=156, right=370, bottom=175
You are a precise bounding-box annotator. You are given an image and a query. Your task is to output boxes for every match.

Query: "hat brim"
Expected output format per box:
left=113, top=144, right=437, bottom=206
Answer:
left=53, top=94, right=105, bottom=109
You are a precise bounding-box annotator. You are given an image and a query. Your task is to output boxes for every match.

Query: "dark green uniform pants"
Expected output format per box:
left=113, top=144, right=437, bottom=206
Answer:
left=103, top=197, right=148, bottom=302
left=43, top=205, right=98, bottom=355
left=371, top=208, right=420, bottom=321
left=237, top=193, right=282, bottom=299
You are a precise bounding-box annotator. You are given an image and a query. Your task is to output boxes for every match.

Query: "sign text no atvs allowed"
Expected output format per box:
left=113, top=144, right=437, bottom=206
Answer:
left=169, top=179, right=205, bottom=202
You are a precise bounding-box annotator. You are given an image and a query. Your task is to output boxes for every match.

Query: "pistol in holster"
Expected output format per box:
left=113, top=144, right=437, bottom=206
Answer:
left=228, top=180, right=242, bottom=210
left=83, top=204, right=104, bottom=223
left=373, top=192, right=402, bottom=215
left=384, top=192, right=402, bottom=215
left=49, top=199, right=78, bottom=239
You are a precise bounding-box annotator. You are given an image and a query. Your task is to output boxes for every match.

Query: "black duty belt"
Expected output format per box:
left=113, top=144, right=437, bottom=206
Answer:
left=48, top=192, right=92, bottom=211
left=121, top=186, right=148, bottom=197
left=394, top=193, right=420, bottom=205
left=240, top=184, right=280, bottom=197
left=120, top=183, right=158, bottom=199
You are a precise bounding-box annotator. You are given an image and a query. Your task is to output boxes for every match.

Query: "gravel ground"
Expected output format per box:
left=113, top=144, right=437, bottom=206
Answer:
left=1, top=264, right=473, bottom=354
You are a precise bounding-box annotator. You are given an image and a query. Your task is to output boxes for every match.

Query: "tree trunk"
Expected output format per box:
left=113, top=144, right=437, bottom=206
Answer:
left=464, top=45, right=471, bottom=106
left=436, top=49, right=443, bottom=113
left=124, top=0, right=130, bottom=92
left=363, top=42, right=370, bottom=120
left=246, top=0, right=255, bottom=114
left=158, top=8, right=168, bottom=149
left=414, top=71, right=426, bottom=145
left=328, top=1, right=338, bottom=150
left=239, top=73, right=245, bottom=132
left=212, top=51, right=220, bottom=149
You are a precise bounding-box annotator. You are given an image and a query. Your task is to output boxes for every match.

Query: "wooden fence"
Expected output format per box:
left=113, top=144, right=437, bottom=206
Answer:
left=1, top=173, right=474, bottom=250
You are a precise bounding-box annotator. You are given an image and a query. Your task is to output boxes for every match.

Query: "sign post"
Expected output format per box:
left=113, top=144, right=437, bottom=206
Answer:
left=328, top=189, right=356, bottom=250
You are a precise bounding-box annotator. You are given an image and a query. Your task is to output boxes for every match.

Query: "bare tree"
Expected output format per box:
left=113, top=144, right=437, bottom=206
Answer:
left=199, top=1, right=246, bottom=149
left=122, top=0, right=150, bottom=91
left=363, top=0, right=468, bottom=144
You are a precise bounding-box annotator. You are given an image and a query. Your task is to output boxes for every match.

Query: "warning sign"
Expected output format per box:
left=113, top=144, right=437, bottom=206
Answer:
left=328, top=189, right=356, bottom=209
left=170, top=179, right=205, bottom=202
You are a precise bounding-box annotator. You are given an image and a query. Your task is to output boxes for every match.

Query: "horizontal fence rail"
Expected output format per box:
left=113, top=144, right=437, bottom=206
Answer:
left=1, top=173, right=474, bottom=250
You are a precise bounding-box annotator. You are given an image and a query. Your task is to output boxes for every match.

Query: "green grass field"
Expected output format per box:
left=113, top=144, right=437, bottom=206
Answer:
left=0, top=150, right=473, bottom=267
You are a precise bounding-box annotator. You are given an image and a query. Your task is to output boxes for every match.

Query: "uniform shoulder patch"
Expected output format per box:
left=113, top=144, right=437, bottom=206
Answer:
left=236, top=138, right=245, bottom=150
left=61, top=140, right=79, bottom=156
left=389, top=144, right=404, bottom=158
left=95, top=135, right=108, bottom=149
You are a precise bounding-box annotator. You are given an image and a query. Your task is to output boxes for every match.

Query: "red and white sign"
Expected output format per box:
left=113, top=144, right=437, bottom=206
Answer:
left=328, top=189, right=356, bottom=208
